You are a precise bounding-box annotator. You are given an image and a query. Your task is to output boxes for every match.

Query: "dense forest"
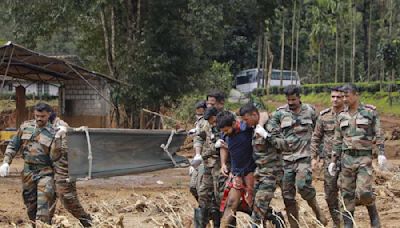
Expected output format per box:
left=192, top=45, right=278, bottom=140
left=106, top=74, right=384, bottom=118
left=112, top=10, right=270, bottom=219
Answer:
left=0, top=0, right=399, bottom=126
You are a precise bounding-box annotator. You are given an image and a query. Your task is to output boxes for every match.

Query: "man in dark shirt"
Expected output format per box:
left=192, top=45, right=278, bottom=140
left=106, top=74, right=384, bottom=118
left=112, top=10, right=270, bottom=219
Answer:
left=217, top=111, right=256, bottom=227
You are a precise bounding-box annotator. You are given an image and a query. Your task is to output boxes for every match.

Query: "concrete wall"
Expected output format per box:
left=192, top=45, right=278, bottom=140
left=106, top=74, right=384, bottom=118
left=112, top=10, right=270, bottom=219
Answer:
left=62, top=79, right=111, bottom=128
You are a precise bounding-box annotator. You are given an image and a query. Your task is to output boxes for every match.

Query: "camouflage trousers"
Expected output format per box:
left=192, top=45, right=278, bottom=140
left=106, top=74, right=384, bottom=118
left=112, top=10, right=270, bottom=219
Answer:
left=340, top=153, right=375, bottom=212
left=54, top=154, right=91, bottom=223
left=253, top=169, right=283, bottom=221
left=198, top=160, right=221, bottom=209
left=22, top=168, right=56, bottom=224
left=282, top=157, right=316, bottom=202
left=323, top=158, right=340, bottom=222
left=189, top=163, right=204, bottom=201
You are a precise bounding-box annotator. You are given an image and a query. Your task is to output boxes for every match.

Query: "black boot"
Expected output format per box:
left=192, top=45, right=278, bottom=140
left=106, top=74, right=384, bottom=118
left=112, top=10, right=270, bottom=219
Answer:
left=328, top=206, right=341, bottom=228
left=194, top=208, right=209, bottom=228
left=284, top=200, right=299, bottom=228
left=79, top=214, right=93, bottom=227
left=343, top=210, right=354, bottom=228
left=271, top=211, right=285, bottom=228
left=307, top=197, right=328, bottom=226
left=367, top=204, right=381, bottom=228
left=210, top=208, right=221, bottom=228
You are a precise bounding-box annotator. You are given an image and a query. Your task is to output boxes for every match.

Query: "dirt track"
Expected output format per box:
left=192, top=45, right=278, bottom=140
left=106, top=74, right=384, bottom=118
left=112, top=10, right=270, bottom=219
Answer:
left=0, top=105, right=400, bottom=227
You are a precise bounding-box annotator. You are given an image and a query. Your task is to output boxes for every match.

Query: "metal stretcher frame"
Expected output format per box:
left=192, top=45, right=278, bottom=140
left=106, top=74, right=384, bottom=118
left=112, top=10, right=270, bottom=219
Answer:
left=66, top=128, right=188, bottom=181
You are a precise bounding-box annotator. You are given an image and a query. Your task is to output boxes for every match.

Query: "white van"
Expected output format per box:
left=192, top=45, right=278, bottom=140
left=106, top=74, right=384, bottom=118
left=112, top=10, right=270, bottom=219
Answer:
left=235, top=68, right=301, bottom=93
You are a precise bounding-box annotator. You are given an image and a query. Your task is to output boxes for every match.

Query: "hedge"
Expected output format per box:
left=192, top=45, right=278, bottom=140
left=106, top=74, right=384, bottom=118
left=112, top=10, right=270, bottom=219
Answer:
left=252, top=81, right=400, bottom=95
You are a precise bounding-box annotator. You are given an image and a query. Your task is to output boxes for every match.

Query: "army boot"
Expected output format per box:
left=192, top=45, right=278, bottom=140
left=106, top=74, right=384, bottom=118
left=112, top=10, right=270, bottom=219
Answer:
left=79, top=214, right=93, bottom=227
left=307, top=197, right=328, bottom=226
left=342, top=210, right=354, bottom=228
left=268, top=210, right=285, bottom=228
left=194, top=208, right=209, bottom=228
left=284, top=200, right=299, bottom=228
left=367, top=204, right=381, bottom=228
left=328, top=206, right=341, bottom=228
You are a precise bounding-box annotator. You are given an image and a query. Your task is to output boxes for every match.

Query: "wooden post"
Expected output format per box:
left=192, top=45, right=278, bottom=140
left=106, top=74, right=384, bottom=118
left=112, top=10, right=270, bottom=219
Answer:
left=140, top=109, right=145, bottom=129
left=16, top=85, right=26, bottom=127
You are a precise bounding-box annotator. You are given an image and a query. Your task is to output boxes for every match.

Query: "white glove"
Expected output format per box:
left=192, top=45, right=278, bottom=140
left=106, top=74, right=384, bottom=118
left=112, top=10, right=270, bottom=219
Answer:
left=55, top=126, right=67, bottom=139
left=0, top=163, right=10, bottom=177
left=191, top=154, right=203, bottom=168
left=378, top=155, right=387, bottom=169
left=328, top=162, right=336, bottom=176
left=215, top=139, right=224, bottom=149
left=188, top=128, right=197, bottom=135
left=189, top=166, right=196, bottom=175
left=255, top=124, right=270, bottom=139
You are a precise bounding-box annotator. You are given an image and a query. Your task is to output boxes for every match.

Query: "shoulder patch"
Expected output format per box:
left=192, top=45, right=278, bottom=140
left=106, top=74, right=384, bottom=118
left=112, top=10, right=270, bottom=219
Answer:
left=276, top=104, right=288, bottom=111
left=304, top=103, right=316, bottom=111
left=364, top=104, right=376, bottom=110
left=320, top=108, right=331, bottom=116
left=21, top=120, right=35, bottom=128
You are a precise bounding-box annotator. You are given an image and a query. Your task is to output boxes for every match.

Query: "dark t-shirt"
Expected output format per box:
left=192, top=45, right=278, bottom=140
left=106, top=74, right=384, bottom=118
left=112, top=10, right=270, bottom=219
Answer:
left=223, top=121, right=256, bottom=176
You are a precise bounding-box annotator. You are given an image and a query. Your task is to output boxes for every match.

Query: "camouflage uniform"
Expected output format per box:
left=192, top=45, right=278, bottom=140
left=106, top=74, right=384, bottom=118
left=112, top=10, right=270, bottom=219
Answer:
left=3, top=120, right=60, bottom=224
left=332, top=104, right=384, bottom=212
left=192, top=117, right=207, bottom=200
left=252, top=120, right=284, bottom=225
left=196, top=120, right=222, bottom=226
left=310, top=108, right=341, bottom=226
left=52, top=118, right=92, bottom=226
left=269, top=104, right=326, bottom=227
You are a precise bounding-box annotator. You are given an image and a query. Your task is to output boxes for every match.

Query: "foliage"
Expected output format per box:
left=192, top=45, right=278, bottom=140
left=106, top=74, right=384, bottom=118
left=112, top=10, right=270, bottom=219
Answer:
left=378, top=39, right=400, bottom=72
left=200, top=61, right=233, bottom=96
left=1, top=0, right=400, bottom=126
left=267, top=81, right=400, bottom=95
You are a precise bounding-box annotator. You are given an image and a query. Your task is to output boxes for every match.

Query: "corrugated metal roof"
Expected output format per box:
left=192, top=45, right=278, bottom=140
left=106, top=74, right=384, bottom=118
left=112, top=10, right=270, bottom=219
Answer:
left=0, top=42, right=123, bottom=84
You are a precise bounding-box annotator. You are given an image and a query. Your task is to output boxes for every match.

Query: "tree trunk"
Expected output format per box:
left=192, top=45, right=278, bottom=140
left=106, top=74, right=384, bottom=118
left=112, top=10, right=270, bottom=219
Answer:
left=295, top=1, right=301, bottom=84
left=137, top=0, right=141, bottom=32
left=290, top=1, right=296, bottom=85
left=266, top=37, right=274, bottom=95
left=100, top=6, right=114, bottom=78
left=111, top=6, right=117, bottom=78
left=351, top=0, right=356, bottom=83
left=335, top=16, right=339, bottom=83
left=263, top=32, right=268, bottom=90
left=280, top=12, right=285, bottom=87
left=318, top=43, right=321, bottom=83
left=367, top=0, right=372, bottom=82
left=388, top=0, right=393, bottom=106
left=362, top=0, right=370, bottom=82
left=257, top=22, right=263, bottom=89
left=341, top=22, right=346, bottom=82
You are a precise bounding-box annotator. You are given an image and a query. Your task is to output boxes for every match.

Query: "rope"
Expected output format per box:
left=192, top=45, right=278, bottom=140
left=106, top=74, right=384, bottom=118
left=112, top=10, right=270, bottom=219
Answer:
left=73, top=126, right=93, bottom=180
left=160, top=129, right=178, bottom=167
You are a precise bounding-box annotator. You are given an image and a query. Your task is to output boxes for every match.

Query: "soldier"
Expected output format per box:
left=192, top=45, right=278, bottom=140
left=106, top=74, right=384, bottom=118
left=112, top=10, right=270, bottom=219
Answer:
left=189, top=100, right=207, bottom=201
left=49, top=112, right=93, bottom=227
left=193, top=90, right=228, bottom=227
left=329, top=84, right=387, bottom=228
left=195, top=107, right=222, bottom=227
left=239, top=103, right=284, bottom=227
left=0, top=103, right=63, bottom=226
left=269, top=85, right=327, bottom=227
left=310, top=87, right=345, bottom=228
left=217, top=110, right=256, bottom=227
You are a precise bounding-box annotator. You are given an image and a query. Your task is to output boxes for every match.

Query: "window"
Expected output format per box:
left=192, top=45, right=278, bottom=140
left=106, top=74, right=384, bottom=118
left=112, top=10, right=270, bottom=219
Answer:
left=43, top=83, right=49, bottom=94
left=37, top=83, right=43, bottom=95
left=8, top=83, right=13, bottom=91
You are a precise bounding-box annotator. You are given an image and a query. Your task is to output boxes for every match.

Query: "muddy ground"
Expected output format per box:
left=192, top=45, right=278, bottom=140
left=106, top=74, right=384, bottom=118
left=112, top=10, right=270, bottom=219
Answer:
left=0, top=102, right=400, bottom=227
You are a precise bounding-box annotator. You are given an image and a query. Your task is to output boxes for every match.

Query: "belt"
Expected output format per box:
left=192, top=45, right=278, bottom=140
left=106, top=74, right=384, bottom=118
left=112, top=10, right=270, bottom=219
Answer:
left=24, top=163, right=52, bottom=171
left=343, top=149, right=372, bottom=156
